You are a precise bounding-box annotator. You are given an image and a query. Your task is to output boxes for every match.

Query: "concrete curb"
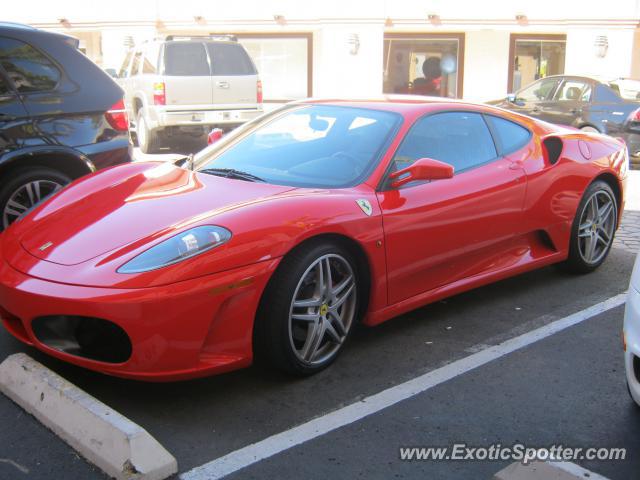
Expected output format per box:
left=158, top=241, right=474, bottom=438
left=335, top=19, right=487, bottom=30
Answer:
left=493, top=460, right=610, bottom=480
left=0, top=353, right=177, bottom=480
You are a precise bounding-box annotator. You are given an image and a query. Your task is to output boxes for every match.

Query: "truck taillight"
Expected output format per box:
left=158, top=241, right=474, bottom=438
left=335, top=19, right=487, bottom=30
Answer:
left=153, top=82, right=166, bottom=105
left=257, top=79, right=263, bottom=104
left=105, top=99, right=128, bottom=132
left=629, top=108, right=640, bottom=122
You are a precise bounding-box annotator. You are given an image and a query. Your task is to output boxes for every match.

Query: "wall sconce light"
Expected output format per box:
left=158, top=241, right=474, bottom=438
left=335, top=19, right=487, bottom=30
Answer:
left=347, top=33, right=360, bottom=55
left=427, top=14, right=441, bottom=26
left=384, top=17, right=394, bottom=28
left=194, top=16, right=206, bottom=25
left=58, top=18, right=71, bottom=28
left=594, top=35, right=609, bottom=58
left=515, top=14, right=528, bottom=26
left=273, top=14, right=286, bottom=26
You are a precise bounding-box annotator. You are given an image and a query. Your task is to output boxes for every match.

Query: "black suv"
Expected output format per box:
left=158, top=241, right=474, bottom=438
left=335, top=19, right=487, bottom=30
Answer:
left=0, top=23, right=131, bottom=230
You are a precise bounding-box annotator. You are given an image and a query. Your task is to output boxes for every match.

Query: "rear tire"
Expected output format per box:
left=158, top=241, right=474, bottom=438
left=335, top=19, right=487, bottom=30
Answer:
left=562, top=180, right=617, bottom=274
left=253, top=241, right=360, bottom=376
left=137, top=110, right=160, bottom=154
left=0, top=167, right=70, bottom=230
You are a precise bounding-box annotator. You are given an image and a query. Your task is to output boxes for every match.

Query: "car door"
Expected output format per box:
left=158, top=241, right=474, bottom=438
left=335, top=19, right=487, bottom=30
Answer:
left=162, top=41, right=213, bottom=106
left=510, top=77, right=562, bottom=121
left=542, top=78, right=593, bottom=127
left=376, top=111, right=527, bottom=305
left=205, top=42, right=259, bottom=109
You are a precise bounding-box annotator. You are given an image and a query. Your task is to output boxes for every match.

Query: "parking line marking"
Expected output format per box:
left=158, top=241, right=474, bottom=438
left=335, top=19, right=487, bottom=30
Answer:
left=180, top=293, right=628, bottom=480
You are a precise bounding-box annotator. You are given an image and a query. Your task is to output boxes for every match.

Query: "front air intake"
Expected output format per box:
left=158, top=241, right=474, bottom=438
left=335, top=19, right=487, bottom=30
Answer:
left=32, top=315, right=132, bottom=364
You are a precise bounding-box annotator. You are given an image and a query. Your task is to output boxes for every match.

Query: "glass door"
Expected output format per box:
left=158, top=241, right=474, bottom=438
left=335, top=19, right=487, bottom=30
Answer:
left=509, top=35, right=566, bottom=93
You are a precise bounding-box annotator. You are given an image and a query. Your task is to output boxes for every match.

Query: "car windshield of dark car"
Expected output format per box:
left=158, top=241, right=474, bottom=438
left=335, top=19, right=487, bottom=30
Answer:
left=196, top=105, right=400, bottom=188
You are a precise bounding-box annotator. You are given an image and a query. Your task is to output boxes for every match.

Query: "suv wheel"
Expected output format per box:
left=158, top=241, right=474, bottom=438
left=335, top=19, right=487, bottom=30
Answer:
left=0, top=167, right=71, bottom=230
left=137, top=111, right=160, bottom=154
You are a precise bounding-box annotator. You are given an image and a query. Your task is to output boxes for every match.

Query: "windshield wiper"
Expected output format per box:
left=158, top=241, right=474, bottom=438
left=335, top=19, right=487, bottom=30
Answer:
left=198, top=168, right=265, bottom=183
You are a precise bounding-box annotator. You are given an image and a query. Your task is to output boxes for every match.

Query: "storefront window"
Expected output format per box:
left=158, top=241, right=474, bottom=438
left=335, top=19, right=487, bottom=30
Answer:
left=237, top=35, right=311, bottom=101
left=383, top=34, right=464, bottom=98
left=509, top=35, right=566, bottom=93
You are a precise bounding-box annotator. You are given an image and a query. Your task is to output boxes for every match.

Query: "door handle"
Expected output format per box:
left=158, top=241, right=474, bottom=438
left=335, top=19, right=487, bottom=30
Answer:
left=216, top=81, right=230, bottom=89
left=569, top=108, right=582, bottom=114
left=531, top=107, right=540, bottom=113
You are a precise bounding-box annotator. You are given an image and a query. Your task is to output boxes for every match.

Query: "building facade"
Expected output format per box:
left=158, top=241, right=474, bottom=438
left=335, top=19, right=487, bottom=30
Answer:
left=6, top=0, right=640, bottom=103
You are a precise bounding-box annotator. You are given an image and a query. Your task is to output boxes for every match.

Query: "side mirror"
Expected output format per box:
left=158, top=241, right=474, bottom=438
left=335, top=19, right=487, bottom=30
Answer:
left=389, top=157, right=454, bottom=188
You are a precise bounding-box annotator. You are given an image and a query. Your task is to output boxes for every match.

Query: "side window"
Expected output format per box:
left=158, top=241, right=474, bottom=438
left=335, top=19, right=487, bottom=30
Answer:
left=484, top=115, right=531, bottom=155
left=391, top=111, right=497, bottom=176
left=517, top=78, right=560, bottom=102
left=130, top=51, right=142, bottom=77
left=554, top=81, right=590, bottom=102
left=0, top=37, right=60, bottom=93
left=118, top=51, right=132, bottom=78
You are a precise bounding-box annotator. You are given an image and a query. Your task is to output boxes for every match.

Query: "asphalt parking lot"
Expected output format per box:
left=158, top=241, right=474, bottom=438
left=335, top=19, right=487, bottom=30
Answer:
left=1, top=150, right=639, bottom=479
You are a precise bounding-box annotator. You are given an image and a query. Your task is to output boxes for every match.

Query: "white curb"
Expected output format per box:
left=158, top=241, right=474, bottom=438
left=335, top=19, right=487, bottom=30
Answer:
left=493, top=460, right=611, bottom=480
left=0, top=353, right=177, bottom=480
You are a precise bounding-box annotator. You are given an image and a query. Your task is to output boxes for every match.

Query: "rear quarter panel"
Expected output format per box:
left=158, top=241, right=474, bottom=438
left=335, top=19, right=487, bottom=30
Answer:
left=520, top=123, right=627, bottom=254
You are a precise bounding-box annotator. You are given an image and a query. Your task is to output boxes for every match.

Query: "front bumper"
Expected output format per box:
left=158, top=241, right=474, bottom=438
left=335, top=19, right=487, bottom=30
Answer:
left=0, top=256, right=279, bottom=381
left=624, top=285, right=640, bottom=405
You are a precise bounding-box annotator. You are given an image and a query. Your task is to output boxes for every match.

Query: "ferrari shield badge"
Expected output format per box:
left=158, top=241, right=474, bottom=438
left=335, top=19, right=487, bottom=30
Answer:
left=356, top=199, right=372, bottom=216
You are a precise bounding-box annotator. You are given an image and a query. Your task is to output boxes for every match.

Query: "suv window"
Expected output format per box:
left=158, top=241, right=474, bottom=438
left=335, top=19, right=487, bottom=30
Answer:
left=391, top=112, right=497, bottom=175
left=206, top=43, right=256, bottom=75
left=484, top=115, right=531, bottom=155
left=0, top=37, right=60, bottom=93
left=164, top=42, right=209, bottom=76
left=517, top=78, right=560, bottom=102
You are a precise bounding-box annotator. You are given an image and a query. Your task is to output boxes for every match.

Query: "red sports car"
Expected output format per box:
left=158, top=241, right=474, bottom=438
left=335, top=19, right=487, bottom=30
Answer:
left=0, top=98, right=628, bottom=381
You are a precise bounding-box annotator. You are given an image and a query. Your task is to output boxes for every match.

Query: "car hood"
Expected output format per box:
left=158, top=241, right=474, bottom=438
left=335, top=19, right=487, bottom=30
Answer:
left=18, top=162, right=295, bottom=266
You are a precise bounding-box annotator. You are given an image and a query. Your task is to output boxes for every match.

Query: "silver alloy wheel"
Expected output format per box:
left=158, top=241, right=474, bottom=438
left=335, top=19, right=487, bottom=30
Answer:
left=2, top=180, right=63, bottom=228
left=288, top=253, right=357, bottom=366
left=577, top=189, right=616, bottom=264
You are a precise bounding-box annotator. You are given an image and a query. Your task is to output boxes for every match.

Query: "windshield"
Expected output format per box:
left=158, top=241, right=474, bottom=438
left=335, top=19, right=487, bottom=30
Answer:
left=608, top=79, right=640, bottom=101
left=196, top=105, right=401, bottom=188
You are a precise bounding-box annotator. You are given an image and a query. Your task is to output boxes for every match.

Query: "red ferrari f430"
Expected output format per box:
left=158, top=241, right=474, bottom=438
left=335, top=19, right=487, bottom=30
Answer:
left=0, top=98, right=628, bottom=380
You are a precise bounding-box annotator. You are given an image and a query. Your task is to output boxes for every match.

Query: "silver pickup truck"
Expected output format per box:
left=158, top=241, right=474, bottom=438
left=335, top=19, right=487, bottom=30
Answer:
left=119, top=35, right=263, bottom=153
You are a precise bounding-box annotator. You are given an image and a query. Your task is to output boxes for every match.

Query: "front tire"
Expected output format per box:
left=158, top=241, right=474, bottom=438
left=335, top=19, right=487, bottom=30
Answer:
left=0, top=167, right=70, bottom=230
left=563, top=180, right=617, bottom=273
left=254, top=242, right=360, bottom=375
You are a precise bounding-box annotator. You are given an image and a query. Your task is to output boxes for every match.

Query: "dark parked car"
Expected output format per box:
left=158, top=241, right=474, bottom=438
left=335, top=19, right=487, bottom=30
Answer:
left=0, top=23, right=131, bottom=230
left=490, top=75, right=640, bottom=160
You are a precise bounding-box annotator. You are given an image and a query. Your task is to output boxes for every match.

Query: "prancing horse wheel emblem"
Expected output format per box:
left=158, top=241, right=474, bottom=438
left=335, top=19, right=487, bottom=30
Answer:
left=356, top=199, right=372, bottom=216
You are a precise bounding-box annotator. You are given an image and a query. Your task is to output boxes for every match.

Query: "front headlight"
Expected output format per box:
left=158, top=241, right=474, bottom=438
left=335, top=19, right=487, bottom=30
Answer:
left=117, top=226, right=231, bottom=274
